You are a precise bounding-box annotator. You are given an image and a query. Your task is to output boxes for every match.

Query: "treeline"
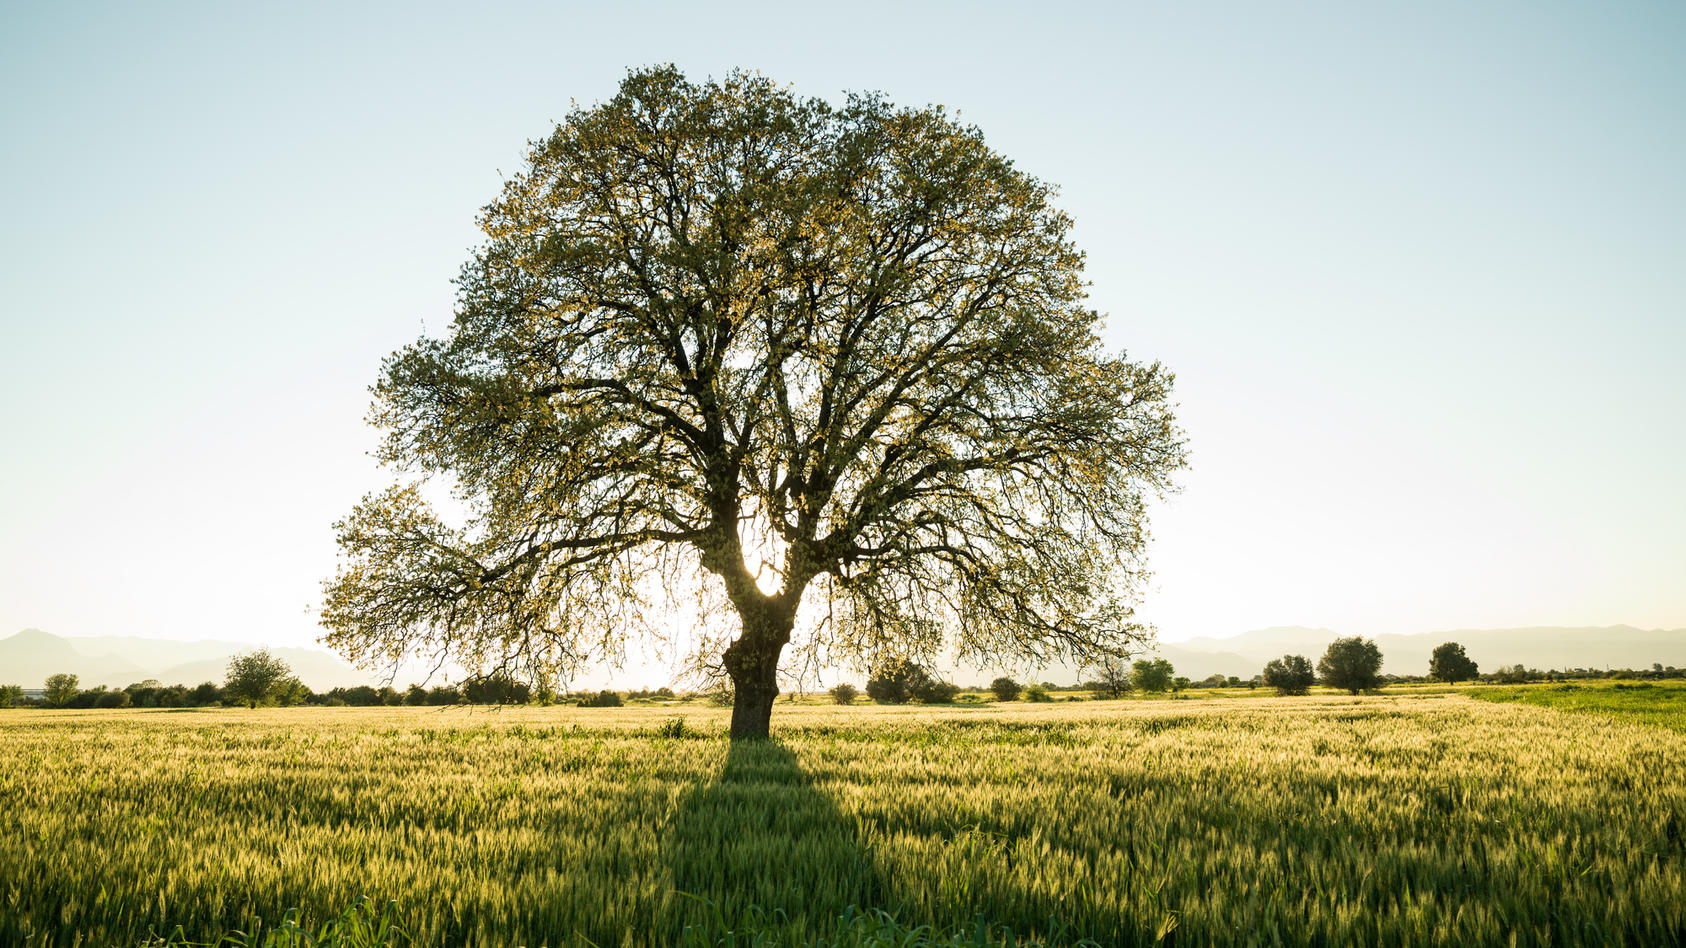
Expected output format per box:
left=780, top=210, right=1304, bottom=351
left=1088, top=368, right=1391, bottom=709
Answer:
left=839, top=644, right=1686, bottom=704
left=6, top=647, right=1680, bottom=711
left=823, top=657, right=1193, bottom=706
left=1205, top=639, right=1686, bottom=695
left=1192, top=656, right=1685, bottom=691
left=1413, top=663, right=1685, bottom=684
left=0, top=669, right=650, bottom=710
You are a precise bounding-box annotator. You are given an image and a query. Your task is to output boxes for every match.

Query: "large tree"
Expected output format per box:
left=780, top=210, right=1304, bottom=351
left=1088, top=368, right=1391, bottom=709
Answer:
left=321, top=67, right=1186, bottom=740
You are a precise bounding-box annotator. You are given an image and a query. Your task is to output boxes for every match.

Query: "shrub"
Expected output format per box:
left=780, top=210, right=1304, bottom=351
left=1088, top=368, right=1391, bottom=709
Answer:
left=1489, top=664, right=1537, bottom=685
left=1132, top=658, right=1175, bottom=693
left=465, top=674, right=531, bottom=705
left=829, top=683, right=859, bottom=705
left=95, top=690, right=132, bottom=709
left=655, top=716, right=689, bottom=739
left=866, top=661, right=931, bottom=704
left=426, top=686, right=463, bottom=705
left=0, top=685, right=23, bottom=709
left=276, top=678, right=311, bottom=707
left=1023, top=684, right=1052, bottom=702
left=1262, top=654, right=1316, bottom=696
left=989, top=677, right=1022, bottom=702
left=913, top=680, right=960, bottom=704
left=124, top=680, right=163, bottom=708
left=627, top=687, right=676, bottom=700
left=66, top=687, right=105, bottom=709
left=577, top=690, right=624, bottom=708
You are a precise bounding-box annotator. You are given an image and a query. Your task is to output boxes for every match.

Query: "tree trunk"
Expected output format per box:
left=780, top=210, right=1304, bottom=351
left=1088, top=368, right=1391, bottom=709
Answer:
left=723, top=602, right=795, bottom=741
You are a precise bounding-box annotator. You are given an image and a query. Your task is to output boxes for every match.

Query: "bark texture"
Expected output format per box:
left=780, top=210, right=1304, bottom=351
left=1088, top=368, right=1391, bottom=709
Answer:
left=723, top=602, right=795, bottom=740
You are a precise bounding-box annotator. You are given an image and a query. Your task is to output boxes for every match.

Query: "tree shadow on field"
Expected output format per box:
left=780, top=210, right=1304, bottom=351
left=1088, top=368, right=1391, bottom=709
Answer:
left=661, top=738, right=879, bottom=942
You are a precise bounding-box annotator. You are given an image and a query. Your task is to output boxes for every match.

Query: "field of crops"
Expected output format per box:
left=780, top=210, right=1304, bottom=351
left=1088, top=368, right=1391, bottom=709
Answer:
left=1471, top=679, right=1686, bottom=731
left=3, top=691, right=1683, bottom=947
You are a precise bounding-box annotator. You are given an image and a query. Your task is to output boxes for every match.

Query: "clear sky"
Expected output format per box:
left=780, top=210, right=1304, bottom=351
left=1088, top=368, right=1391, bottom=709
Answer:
left=3, top=1, right=1683, bottom=663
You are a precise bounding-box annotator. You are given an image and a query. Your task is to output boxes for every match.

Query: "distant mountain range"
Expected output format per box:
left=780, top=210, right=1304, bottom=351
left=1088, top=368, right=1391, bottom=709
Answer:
left=0, top=628, right=380, bottom=691
left=1147, top=625, right=1686, bottom=680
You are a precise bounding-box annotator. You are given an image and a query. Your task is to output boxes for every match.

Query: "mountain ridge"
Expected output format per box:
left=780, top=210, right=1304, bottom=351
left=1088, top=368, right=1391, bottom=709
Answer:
left=0, top=629, right=379, bottom=691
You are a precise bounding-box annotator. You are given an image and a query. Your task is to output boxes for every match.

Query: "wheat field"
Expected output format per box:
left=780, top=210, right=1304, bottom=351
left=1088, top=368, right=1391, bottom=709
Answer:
left=2, top=693, right=1683, bottom=946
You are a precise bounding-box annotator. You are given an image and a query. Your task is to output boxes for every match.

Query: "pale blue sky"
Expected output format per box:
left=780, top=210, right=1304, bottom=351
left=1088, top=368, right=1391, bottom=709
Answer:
left=3, top=1, right=1683, bottom=664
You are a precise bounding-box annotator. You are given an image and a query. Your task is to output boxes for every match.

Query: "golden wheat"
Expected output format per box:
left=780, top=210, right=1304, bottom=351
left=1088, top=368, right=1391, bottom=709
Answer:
left=2, top=694, right=1682, bottom=946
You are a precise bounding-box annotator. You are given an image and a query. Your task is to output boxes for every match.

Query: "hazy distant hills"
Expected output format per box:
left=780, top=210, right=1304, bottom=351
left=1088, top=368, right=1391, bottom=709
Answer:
left=5, top=625, right=1683, bottom=692
left=1153, top=625, right=1686, bottom=680
left=0, top=628, right=377, bottom=690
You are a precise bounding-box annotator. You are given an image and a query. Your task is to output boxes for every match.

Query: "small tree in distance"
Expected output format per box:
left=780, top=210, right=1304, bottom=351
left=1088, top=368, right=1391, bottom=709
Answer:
left=990, top=677, right=1022, bottom=702
left=1428, top=642, right=1479, bottom=683
left=1318, top=637, right=1383, bottom=695
left=1132, top=658, right=1175, bottom=694
left=464, top=673, right=531, bottom=705
left=225, top=649, right=294, bottom=708
left=1262, top=654, right=1316, bottom=696
left=829, top=683, right=858, bottom=705
left=913, top=678, right=961, bottom=704
left=44, top=673, right=80, bottom=708
left=1490, top=664, right=1536, bottom=684
left=1084, top=654, right=1133, bottom=698
left=866, top=662, right=931, bottom=705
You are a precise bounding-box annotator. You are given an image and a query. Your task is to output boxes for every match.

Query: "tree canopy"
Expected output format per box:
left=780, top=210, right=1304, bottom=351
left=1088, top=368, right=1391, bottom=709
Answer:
left=43, top=673, right=79, bottom=708
left=224, top=649, right=295, bottom=708
left=1428, top=641, right=1479, bottom=683
left=865, top=661, right=931, bottom=705
left=1262, top=654, right=1316, bottom=696
left=321, top=66, right=1186, bottom=739
left=1131, top=658, right=1175, bottom=693
left=1317, top=637, right=1383, bottom=695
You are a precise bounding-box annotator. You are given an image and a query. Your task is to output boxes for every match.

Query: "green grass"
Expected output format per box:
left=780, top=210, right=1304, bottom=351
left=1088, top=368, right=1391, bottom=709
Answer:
left=1471, top=679, right=1686, bottom=730
left=2, top=696, right=1683, bottom=946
